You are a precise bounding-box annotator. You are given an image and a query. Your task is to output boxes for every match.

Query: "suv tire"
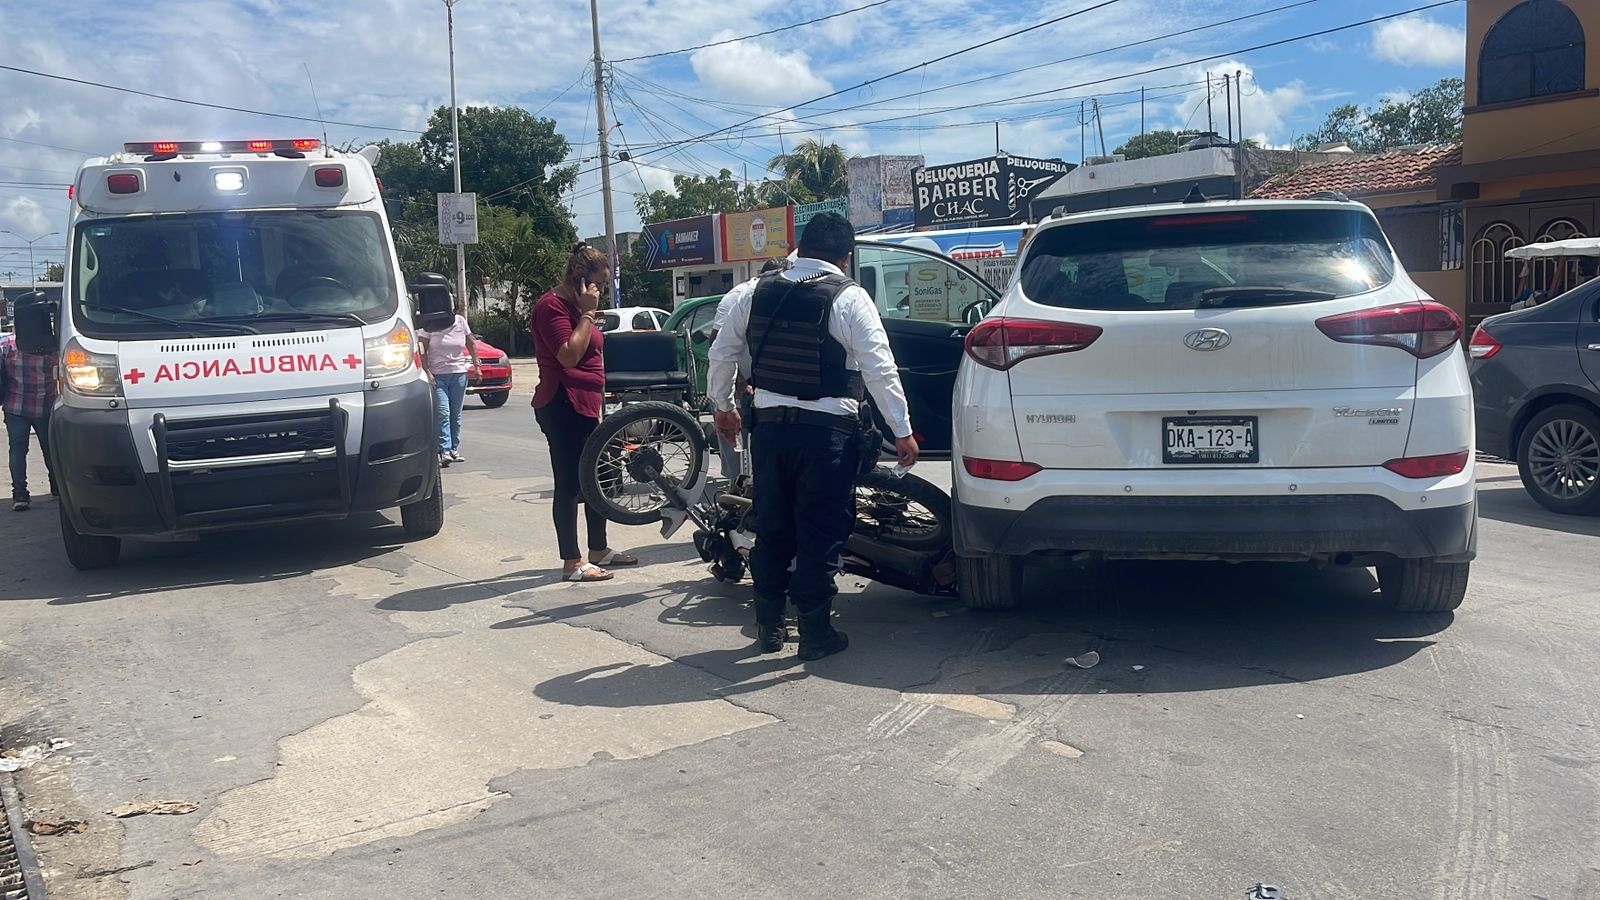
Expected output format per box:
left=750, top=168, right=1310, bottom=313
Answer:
left=957, top=553, right=1023, bottom=610
left=58, top=502, right=120, bottom=570
left=1516, top=404, right=1600, bottom=516
left=1377, top=558, right=1469, bottom=612
left=481, top=391, right=509, bottom=409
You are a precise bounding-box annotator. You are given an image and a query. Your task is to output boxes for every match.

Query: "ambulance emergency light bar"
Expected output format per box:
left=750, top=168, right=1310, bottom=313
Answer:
left=123, top=139, right=321, bottom=156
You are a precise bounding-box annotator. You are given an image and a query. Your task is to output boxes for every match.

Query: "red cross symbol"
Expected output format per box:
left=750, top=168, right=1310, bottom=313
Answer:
left=124, top=368, right=145, bottom=385
left=343, top=354, right=362, bottom=369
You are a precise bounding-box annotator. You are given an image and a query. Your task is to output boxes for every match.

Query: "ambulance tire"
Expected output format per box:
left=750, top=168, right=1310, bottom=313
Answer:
left=401, top=470, right=446, bottom=539
left=59, top=502, right=120, bottom=570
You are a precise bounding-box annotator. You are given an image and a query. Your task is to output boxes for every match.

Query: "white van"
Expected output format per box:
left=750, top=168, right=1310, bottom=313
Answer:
left=28, top=138, right=443, bottom=569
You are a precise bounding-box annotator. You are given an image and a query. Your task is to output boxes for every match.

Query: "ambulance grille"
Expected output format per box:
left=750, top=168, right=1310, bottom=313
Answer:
left=160, top=341, right=238, bottom=353
left=164, top=411, right=339, bottom=463
left=252, top=334, right=328, bottom=349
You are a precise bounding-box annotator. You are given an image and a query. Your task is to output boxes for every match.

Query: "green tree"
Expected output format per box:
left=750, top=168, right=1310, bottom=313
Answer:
left=767, top=139, right=849, bottom=200
left=618, top=238, right=671, bottom=309
left=1113, top=130, right=1200, bottom=160
left=635, top=169, right=757, bottom=223
left=42, top=262, right=64, bottom=282
left=1296, top=77, right=1464, bottom=152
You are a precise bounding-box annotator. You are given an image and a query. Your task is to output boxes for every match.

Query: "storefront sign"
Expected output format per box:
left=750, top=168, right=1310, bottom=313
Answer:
left=913, top=155, right=1072, bottom=228
left=642, top=215, right=716, bottom=270
left=794, top=197, right=849, bottom=237
left=721, top=207, right=795, bottom=262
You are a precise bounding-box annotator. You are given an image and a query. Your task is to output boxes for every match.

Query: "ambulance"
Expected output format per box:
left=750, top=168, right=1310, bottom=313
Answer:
left=20, top=139, right=445, bottom=569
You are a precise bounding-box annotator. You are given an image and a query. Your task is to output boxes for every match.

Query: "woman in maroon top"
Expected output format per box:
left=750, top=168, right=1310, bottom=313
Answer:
left=531, top=243, right=638, bottom=582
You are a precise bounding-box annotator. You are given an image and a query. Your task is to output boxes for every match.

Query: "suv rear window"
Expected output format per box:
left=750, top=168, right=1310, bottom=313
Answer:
left=1019, top=208, right=1396, bottom=311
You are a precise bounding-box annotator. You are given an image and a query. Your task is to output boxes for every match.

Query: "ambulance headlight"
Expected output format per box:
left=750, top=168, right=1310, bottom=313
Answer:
left=364, top=321, right=415, bottom=378
left=213, top=171, right=246, bottom=192
left=62, top=339, right=122, bottom=397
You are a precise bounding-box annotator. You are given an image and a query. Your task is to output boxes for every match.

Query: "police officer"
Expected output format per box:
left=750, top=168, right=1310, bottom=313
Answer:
left=708, top=213, right=917, bottom=660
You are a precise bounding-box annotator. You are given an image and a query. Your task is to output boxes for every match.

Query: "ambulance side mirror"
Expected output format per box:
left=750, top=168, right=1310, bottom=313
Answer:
left=410, top=272, right=455, bottom=332
left=12, top=291, right=58, bottom=354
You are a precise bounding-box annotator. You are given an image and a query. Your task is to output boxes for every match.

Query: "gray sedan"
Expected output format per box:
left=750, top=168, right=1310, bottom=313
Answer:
left=1470, top=279, right=1600, bottom=514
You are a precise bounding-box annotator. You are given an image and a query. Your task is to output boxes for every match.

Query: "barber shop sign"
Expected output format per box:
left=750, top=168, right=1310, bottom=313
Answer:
left=913, top=154, right=1073, bottom=228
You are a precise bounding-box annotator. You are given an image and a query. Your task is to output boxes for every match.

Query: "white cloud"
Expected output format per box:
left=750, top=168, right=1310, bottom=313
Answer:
left=1371, top=16, right=1466, bottom=68
left=1164, top=62, right=1311, bottom=146
left=690, top=39, right=832, bottom=105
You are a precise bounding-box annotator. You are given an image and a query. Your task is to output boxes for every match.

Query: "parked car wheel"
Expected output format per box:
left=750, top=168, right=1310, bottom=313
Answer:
left=58, top=502, right=120, bottom=570
left=480, top=391, right=509, bottom=409
left=1516, top=404, right=1600, bottom=515
left=957, top=553, right=1023, bottom=610
left=1377, top=558, right=1469, bottom=612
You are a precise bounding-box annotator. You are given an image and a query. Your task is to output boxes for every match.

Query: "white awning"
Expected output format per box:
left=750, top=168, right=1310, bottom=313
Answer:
left=1505, top=237, right=1600, bottom=259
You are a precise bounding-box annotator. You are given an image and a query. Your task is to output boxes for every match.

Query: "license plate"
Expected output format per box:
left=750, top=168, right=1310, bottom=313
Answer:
left=1162, top=416, right=1259, bottom=464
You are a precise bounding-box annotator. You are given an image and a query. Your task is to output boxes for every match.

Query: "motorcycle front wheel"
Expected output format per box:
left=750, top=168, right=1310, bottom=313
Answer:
left=853, top=468, right=951, bottom=551
left=579, top=401, right=708, bottom=526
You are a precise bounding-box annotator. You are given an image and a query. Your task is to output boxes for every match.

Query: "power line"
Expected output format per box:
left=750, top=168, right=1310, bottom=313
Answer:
left=631, top=0, right=1461, bottom=162
left=0, top=63, right=425, bottom=135
left=614, top=0, right=902, bottom=62
left=0, top=135, right=101, bottom=156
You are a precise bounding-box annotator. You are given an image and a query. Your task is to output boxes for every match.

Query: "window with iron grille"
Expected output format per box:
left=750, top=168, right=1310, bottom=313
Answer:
left=1440, top=205, right=1464, bottom=271
left=1479, top=0, right=1587, bottom=106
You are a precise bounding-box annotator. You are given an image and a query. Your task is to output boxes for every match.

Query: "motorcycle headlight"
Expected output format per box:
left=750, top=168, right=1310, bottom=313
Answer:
left=63, top=339, right=122, bottom=397
left=365, top=321, right=414, bottom=378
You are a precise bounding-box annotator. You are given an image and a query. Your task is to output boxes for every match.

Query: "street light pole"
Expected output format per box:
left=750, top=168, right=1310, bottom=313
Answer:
left=444, top=0, right=469, bottom=312
left=0, top=231, right=60, bottom=286
left=590, top=0, right=619, bottom=308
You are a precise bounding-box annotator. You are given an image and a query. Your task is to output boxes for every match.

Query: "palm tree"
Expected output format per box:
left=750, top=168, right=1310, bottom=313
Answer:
left=767, top=139, right=849, bottom=201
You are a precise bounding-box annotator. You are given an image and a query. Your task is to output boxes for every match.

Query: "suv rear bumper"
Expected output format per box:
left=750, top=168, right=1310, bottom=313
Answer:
left=953, top=493, right=1477, bottom=562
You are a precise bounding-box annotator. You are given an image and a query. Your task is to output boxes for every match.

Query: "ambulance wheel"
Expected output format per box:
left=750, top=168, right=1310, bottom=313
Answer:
left=59, top=503, right=120, bottom=570
left=401, top=475, right=446, bottom=539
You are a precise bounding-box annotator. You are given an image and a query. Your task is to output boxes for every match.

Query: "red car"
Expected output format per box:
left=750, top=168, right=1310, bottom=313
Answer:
left=468, top=337, right=512, bottom=408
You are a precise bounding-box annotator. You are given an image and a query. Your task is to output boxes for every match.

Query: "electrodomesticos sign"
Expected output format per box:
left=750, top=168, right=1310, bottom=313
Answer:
left=913, top=155, right=1072, bottom=228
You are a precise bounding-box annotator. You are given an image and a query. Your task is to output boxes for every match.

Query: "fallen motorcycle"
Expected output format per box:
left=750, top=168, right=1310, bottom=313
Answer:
left=577, top=401, right=957, bottom=596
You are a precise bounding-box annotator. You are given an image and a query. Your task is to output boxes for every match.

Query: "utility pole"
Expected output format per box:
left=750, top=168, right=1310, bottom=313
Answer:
left=1235, top=70, right=1246, bottom=199
left=1079, top=101, right=1087, bottom=164
left=1093, top=99, right=1107, bottom=157
left=994, top=122, right=1001, bottom=155
left=1206, top=72, right=1214, bottom=135
left=444, top=0, right=468, bottom=312
left=1140, top=86, right=1146, bottom=143
left=1224, top=74, right=1234, bottom=143
left=0, top=231, right=59, bottom=287
left=590, top=0, right=619, bottom=308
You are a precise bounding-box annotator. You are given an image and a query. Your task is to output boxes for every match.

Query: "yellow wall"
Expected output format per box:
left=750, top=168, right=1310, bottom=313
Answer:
left=1463, top=0, right=1600, bottom=165
left=1413, top=270, right=1469, bottom=318
left=1472, top=168, right=1600, bottom=201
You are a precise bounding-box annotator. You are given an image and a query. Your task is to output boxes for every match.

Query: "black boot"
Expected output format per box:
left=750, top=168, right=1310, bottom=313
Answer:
left=754, top=593, right=789, bottom=654
left=796, top=601, right=848, bottom=661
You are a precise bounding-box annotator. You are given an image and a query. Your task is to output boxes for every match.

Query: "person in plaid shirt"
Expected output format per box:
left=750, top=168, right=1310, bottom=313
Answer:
left=0, top=332, right=58, bottom=511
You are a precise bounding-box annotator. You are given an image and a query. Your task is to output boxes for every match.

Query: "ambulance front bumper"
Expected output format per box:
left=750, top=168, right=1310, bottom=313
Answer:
left=52, top=379, right=436, bottom=537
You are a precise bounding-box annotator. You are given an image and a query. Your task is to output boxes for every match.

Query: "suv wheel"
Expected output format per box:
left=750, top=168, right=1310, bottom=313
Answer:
left=1377, top=558, right=1469, bottom=612
left=1517, top=404, right=1600, bottom=515
left=957, top=554, right=1023, bottom=610
left=481, top=391, right=509, bottom=409
left=58, top=502, right=120, bottom=570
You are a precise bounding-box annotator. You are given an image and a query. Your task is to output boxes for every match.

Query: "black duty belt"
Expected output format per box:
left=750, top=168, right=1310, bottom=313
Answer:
left=753, top=406, right=858, bottom=433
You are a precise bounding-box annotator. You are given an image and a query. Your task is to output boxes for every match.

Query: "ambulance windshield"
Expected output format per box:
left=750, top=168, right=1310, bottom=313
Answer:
left=70, top=210, right=397, bottom=338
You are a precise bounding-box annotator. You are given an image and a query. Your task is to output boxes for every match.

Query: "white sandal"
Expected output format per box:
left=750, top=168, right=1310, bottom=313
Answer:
left=564, top=562, right=614, bottom=583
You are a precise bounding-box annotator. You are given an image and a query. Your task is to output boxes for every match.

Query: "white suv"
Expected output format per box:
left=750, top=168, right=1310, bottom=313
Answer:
left=951, top=199, right=1476, bottom=612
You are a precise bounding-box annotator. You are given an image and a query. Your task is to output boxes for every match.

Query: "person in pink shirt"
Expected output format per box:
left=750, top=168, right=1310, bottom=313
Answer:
left=530, top=243, right=638, bottom=582
left=418, top=290, right=480, bottom=468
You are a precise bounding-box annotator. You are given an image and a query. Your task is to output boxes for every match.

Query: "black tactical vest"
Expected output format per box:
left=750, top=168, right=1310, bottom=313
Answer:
left=747, top=271, right=864, bottom=402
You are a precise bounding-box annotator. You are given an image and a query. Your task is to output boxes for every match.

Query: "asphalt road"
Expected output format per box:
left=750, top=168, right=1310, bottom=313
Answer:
left=3, top=369, right=1597, bottom=899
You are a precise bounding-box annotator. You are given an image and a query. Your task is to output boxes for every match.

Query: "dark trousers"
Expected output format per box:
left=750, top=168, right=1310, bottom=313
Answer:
left=750, top=420, right=855, bottom=614
left=534, top=390, right=609, bottom=561
left=5, top=412, right=54, bottom=500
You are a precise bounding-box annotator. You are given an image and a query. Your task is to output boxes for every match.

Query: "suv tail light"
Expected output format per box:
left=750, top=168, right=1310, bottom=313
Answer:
left=1468, top=324, right=1502, bottom=360
left=1314, top=300, right=1462, bottom=359
left=1383, top=451, right=1469, bottom=479
left=964, top=318, right=1102, bottom=371
left=962, top=457, right=1042, bottom=481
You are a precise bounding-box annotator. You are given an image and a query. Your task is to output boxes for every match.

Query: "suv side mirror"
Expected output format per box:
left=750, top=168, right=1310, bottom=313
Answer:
left=12, top=291, right=58, bottom=354
left=409, top=272, right=455, bottom=331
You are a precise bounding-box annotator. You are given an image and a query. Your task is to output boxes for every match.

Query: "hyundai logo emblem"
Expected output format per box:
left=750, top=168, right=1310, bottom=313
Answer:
left=1183, top=328, right=1232, bottom=351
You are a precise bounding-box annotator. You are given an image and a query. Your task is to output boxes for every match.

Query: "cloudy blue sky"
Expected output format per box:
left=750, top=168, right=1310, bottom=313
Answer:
left=0, top=0, right=1468, bottom=275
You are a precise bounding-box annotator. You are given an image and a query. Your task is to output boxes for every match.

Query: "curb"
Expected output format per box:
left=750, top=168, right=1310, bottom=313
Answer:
left=0, top=776, right=47, bottom=899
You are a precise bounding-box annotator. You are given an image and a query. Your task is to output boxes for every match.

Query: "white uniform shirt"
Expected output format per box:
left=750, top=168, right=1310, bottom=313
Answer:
left=708, top=257, right=913, bottom=439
